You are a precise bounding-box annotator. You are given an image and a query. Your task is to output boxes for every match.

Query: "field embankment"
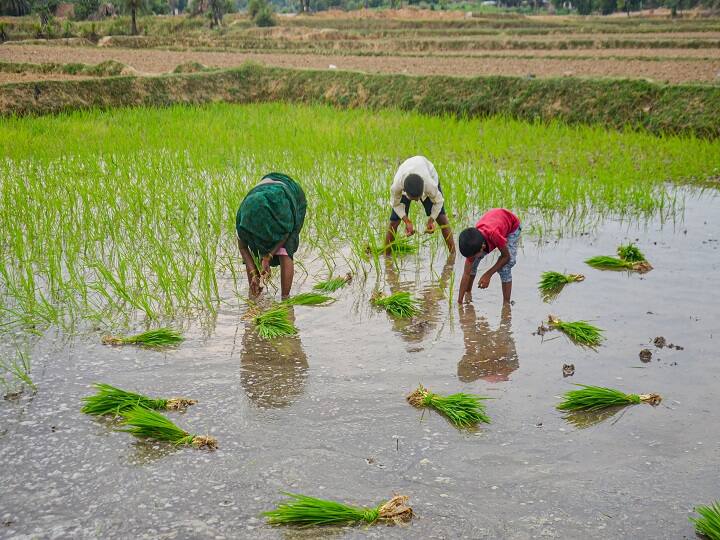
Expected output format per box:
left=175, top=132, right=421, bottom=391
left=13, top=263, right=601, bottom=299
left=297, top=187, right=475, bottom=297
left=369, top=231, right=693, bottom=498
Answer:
left=1, top=63, right=719, bottom=137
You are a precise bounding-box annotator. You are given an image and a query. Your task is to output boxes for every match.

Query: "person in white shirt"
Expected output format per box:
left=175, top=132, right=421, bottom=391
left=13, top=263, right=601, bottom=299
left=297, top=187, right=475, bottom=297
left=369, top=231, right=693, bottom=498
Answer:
left=385, top=155, right=455, bottom=255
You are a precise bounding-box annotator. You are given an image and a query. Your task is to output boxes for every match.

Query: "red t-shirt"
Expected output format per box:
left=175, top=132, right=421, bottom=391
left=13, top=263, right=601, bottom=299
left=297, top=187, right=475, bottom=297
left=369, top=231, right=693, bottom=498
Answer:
left=474, top=209, right=520, bottom=253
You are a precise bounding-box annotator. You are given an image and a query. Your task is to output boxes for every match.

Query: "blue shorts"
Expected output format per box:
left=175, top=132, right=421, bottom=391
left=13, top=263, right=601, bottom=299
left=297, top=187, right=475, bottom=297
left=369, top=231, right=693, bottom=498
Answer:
left=389, top=182, right=446, bottom=221
left=471, top=226, right=521, bottom=283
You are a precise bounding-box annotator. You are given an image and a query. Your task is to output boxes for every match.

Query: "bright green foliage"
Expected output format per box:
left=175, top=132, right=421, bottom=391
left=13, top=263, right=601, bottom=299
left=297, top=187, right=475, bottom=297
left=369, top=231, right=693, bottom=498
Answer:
left=282, top=292, right=334, bottom=306
left=557, top=384, right=641, bottom=411
left=371, top=291, right=420, bottom=318
left=690, top=501, right=720, bottom=540
left=120, top=406, right=216, bottom=448
left=103, top=328, right=183, bottom=347
left=254, top=305, right=298, bottom=339
left=313, top=275, right=351, bottom=293
left=617, top=243, right=646, bottom=262
left=585, top=255, right=635, bottom=270
left=407, top=384, right=491, bottom=428
left=538, top=271, right=584, bottom=300
left=81, top=383, right=195, bottom=416
left=548, top=316, right=604, bottom=347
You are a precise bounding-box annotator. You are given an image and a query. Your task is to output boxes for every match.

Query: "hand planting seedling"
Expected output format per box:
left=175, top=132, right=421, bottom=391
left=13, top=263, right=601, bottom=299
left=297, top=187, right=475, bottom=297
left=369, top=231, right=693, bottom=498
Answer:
left=264, top=492, right=412, bottom=526
left=546, top=315, right=604, bottom=348
left=253, top=305, right=298, bottom=339
left=406, top=384, right=491, bottom=428
left=82, top=383, right=196, bottom=416
left=690, top=501, right=720, bottom=540
left=556, top=384, right=661, bottom=412
left=538, top=271, right=585, bottom=301
left=371, top=291, right=420, bottom=318
left=281, top=292, right=334, bottom=306
left=101, top=328, right=183, bottom=347
left=120, top=406, right=217, bottom=449
left=313, top=273, right=352, bottom=293
left=585, top=243, right=652, bottom=273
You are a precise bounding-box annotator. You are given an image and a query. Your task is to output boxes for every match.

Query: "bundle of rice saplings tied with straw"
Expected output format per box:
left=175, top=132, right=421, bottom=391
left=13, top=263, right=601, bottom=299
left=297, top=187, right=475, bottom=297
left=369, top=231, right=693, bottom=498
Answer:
left=313, top=273, right=352, bottom=293
left=556, top=384, right=662, bottom=412
left=366, top=234, right=419, bottom=257
left=406, top=384, right=491, bottom=428
left=690, top=501, right=720, bottom=540
left=545, top=315, right=604, bottom=348
left=371, top=291, right=420, bottom=318
left=264, top=492, right=412, bottom=526
left=538, top=271, right=585, bottom=301
left=253, top=304, right=298, bottom=339
left=120, top=406, right=217, bottom=449
left=282, top=292, right=335, bottom=306
left=82, top=383, right=196, bottom=416
left=102, top=328, right=183, bottom=347
left=585, top=243, right=652, bottom=273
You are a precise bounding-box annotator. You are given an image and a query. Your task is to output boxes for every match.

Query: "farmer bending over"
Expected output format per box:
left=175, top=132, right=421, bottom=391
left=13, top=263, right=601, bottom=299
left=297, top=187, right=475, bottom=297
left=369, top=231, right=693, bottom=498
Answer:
left=457, top=208, right=521, bottom=304
left=385, top=156, right=455, bottom=255
left=236, top=172, right=306, bottom=299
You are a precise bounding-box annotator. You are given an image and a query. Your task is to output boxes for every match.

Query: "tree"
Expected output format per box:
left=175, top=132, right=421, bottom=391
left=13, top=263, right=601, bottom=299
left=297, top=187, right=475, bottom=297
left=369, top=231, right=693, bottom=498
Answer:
left=0, top=0, right=31, bottom=15
left=599, top=0, right=616, bottom=13
left=575, top=0, right=593, bottom=13
left=73, top=0, right=100, bottom=20
left=122, top=0, right=146, bottom=35
left=207, top=0, right=230, bottom=26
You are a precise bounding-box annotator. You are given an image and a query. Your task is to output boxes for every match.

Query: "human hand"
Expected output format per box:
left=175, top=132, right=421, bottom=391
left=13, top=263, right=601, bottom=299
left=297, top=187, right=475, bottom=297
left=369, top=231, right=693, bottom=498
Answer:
left=478, top=272, right=491, bottom=289
left=425, top=218, right=436, bottom=234
left=260, top=255, right=272, bottom=277
left=249, top=274, right=263, bottom=296
left=404, top=219, right=415, bottom=236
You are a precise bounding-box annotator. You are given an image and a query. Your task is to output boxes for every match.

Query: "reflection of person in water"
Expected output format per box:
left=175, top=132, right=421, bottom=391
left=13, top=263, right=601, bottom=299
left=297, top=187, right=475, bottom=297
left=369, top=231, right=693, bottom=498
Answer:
left=240, top=308, right=308, bottom=409
left=457, top=303, right=518, bottom=383
left=384, top=258, right=453, bottom=343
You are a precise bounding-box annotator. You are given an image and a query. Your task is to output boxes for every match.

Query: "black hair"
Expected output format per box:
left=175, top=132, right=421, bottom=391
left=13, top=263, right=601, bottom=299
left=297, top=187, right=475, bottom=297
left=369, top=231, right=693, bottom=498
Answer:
left=458, top=228, right=486, bottom=258
left=403, top=174, right=424, bottom=198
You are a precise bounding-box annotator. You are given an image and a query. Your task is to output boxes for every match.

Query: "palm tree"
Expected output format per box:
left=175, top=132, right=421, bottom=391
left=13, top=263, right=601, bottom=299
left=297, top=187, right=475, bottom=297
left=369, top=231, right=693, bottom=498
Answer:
left=0, top=0, right=31, bottom=16
left=122, top=0, right=145, bottom=35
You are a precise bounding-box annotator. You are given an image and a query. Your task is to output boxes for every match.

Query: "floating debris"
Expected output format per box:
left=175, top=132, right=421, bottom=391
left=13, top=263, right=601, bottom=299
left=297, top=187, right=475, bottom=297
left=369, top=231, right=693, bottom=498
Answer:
left=406, top=384, right=490, bottom=428
left=81, top=383, right=196, bottom=416
left=101, top=328, right=183, bottom=347
left=557, top=384, right=662, bottom=412
left=120, top=406, right=216, bottom=449
left=563, top=364, right=575, bottom=377
left=639, top=349, right=653, bottom=362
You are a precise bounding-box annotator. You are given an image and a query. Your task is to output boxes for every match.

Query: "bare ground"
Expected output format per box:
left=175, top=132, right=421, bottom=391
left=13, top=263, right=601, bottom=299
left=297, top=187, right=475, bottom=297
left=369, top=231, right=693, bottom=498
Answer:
left=2, top=44, right=719, bottom=83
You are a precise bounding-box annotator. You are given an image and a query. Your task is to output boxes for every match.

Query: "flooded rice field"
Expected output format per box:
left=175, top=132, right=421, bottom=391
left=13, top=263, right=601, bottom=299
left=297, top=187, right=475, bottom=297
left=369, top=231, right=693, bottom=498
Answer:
left=1, top=187, right=719, bottom=539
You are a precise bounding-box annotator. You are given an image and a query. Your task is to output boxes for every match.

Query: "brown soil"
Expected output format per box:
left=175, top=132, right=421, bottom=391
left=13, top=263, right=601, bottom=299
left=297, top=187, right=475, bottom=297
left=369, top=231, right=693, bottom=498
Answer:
left=2, top=44, right=719, bottom=83
left=0, top=71, right=95, bottom=84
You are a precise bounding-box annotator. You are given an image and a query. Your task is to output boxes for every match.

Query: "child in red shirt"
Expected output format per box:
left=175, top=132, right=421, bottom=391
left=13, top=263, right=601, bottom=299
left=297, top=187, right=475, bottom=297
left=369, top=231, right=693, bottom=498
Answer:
left=457, top=209, right=521, bottom=304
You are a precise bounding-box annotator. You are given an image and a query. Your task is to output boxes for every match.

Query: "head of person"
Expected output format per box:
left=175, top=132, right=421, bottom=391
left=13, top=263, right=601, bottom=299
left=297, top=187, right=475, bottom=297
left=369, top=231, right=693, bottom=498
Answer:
left=459, top=228, right=486, bottom=258
left=403, top=173, right=424, bottom=201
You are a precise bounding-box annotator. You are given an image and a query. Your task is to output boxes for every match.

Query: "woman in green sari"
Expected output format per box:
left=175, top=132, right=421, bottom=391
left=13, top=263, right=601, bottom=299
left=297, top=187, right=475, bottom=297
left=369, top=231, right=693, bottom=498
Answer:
left=236, top=173, right=307, bottom=299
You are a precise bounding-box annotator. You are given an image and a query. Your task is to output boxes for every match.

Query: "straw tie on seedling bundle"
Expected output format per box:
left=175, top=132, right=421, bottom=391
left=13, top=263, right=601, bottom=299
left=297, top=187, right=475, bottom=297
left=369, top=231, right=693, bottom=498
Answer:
left=690, top=501, right=720, bottom=540
left=313, top=273, right=352, bottom=293
left=407, top=384, right=491, bottom=428
left=546, top=315, right=604, bottom=348
left=585, top=243, right=652, bottom=273
left=371, top=291, right=420, bottom=318
left=538, top=271, right=584, bottom=301
left=120, top=406, right=217, bottom=449
left=263, top=492, right=412, bottom=526
left=556, top=384, right=661, bottom=412
left=81, top=383, right=196, bottom=416
left=101, top=328, right=183, bottom=347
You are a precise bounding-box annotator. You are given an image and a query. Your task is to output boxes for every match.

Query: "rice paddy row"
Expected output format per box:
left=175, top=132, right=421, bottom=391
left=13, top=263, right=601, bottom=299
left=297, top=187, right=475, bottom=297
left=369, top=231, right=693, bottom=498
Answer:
left=1, top=102, right=717, bottom=331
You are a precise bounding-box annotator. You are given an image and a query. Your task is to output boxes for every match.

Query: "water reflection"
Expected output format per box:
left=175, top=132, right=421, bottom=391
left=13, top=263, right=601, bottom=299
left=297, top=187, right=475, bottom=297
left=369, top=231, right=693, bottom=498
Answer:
left=457, top=304, right=518, bottom=383
left=562, top=406, right=627, bottom=429
left=240, top=309, right=308, bottom=409
left=384, top=258, right=453, bottom=343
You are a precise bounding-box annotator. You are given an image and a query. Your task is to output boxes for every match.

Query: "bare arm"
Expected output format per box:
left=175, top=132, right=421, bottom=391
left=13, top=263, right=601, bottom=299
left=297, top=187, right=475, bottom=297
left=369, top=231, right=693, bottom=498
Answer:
left=457, top=257, right=476, bottom=303
left=478, top=245, right=510, bottom=289
left=238, top=237, right=262, bottom=295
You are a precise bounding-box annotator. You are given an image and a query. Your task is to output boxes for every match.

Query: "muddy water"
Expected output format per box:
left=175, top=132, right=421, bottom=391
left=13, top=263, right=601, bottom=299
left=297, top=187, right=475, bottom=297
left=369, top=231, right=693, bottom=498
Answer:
left=1, top=187, right=719, bottom=539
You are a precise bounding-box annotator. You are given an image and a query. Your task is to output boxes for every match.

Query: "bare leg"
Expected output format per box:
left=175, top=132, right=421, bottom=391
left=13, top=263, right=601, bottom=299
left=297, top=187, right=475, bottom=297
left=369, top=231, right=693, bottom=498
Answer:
left=436, top=214, right=455, bottom=255
left=501, top=281, right=512, bottom=304
left=279, top=255, right=294, bottom=299
left=384, top=220, right=400, bottom=256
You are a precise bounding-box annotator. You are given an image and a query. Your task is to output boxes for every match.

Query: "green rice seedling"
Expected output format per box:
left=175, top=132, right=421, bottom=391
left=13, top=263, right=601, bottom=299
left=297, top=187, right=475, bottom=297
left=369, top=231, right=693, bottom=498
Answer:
left=538, top=271, right=584, bottom=300
left=617, top=243, right=646, bottom=262
left=102, top=328, right=183, bottom=347
left=313, top=273, right=352, bottom=293
left=407, top=384, right=491, bottom=428
left=81, top=383, right=196, bottom=416
left=254, top=305, right=298, bottom=339
left=120, top=406, right=217, bottom=449
left=556, top=384, right=662, bottom=412
left=585, top=255, right=653, bottom=273
left=547, top=315, right=604, bottom=348
left=366, top=235, right=418, bottom=257
left=264, top=492, right=412, bottom=526
left=690, top=501, right=720, bottom=540
left=282, top=292, right=334, bottom=306
left=371, top=291, right=420, bottom=318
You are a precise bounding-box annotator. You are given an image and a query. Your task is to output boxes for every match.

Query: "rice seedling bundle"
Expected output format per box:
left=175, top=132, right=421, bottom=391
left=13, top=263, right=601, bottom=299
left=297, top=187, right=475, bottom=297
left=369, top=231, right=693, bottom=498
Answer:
left=617, top=243, right=646, bottom=263
left=371, top=291, right=420, bottom=318
left=538, top=271, right=584, bottom=299
left=254, top=305, right=298, bottom=339
left=264, top=492, right=412, bottom=526
left=690, top=501, right=720, bottom=540
left=556, top=384, right=662, bottom=412
left=120, top=406, right=217, bottom=449
left=81, top=383, right=196, bottom=416
left=313, top=273, right=352, bottom=293
left=406, top=384, right=491, bottom=428
left=547, top=315, right=604, bottom=348
left=282, top=292, right=334, bottom=306
left=102, top=328, right=183, bottom=347
left=585, top=243, right=652, bottom=273
left=367, top=236, right=418, bottom=256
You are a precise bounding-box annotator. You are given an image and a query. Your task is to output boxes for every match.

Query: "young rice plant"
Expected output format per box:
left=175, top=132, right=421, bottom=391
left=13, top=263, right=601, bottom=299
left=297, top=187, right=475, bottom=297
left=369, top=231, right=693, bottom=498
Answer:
left=547, top=315, right=604, bottom=348
left=254, top=305, right=298, bottom=339
left=690, top=501, right=720, bottom=540
left=556, top=384, right=662, bottom=412
left=407, top=384, right=491, bottom=428
left=313, top=273, right=352, bottom=293
left=282, top=292, right=334, bottom=306
left=371, top=291, right=420, bottom=318
left=120, top=406, right=217, bottom=449
left=81, top=383, right=196, bottom=416
left=102, top=328, right=183, bottom=347
left=538, top=271, right=584, bottom=300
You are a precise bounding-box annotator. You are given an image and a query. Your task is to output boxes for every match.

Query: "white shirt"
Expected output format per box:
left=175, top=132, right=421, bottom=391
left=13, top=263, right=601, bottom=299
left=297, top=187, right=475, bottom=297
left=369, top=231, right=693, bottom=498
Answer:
left=390, top=156, right=443, bottom=220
